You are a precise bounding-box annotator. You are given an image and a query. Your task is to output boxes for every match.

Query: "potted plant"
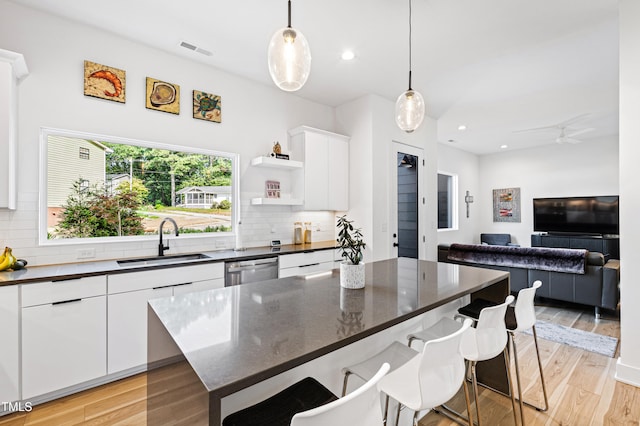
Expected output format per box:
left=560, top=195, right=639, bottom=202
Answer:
left=336, top=215, right=366, bottom=289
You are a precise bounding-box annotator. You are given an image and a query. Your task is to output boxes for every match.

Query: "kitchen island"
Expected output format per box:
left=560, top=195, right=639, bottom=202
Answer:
left=146, top=257, right=509, bottom=425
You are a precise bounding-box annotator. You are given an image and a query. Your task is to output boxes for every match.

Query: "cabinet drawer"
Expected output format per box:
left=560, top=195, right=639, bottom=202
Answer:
left=22, top=295, right=106, bottom=399
left=172, top=278, right=224, bottom=296
left=279, top=250, right=334, bottom=269
left=108, top=262, right=224, bottom=294
left=279, top=263, right=334, bottom=278
left=22, top=275, right=106, bottom=307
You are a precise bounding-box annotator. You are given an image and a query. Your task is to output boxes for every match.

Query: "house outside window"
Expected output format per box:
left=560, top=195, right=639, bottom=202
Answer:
left=437, top=172, right=458, bottom=230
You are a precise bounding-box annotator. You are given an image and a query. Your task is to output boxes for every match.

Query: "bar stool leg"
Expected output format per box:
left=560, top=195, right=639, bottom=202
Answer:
left=383, top=395, right=390, bottom=425
left=531, top=326, right=549, bottom=411
left=503, top=347, right=520, bottom=426
left=510, top=326, right=549, bottom=413
left=470, top=361, right=482, bottom=426
left=395, top=402, right=402, bottom=426
left=510, top=333, right=526, bottom=426
left=461, top=371, right=474, bottom=426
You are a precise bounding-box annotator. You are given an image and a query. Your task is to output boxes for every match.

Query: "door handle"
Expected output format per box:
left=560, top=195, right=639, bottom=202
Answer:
left=393, top=242, right=399, bottom=247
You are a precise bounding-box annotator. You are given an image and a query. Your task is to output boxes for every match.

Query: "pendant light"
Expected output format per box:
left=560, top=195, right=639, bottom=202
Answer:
left=395, top=0, right=425, bottom=133
left=267, top=0, right=312, bottom=92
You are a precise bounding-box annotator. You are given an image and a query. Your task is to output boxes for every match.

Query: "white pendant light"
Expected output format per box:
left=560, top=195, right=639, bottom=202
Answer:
left=267, top=0, right=312, bottom=92
left=395, top=0, right=425, bottom=133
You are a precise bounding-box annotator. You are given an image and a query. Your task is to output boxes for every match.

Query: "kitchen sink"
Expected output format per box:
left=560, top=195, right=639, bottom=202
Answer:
left=117, top=253, right=211, bottom=267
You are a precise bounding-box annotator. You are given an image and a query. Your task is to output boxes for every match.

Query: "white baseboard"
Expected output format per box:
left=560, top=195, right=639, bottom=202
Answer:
left=615, top=357, right=640, bottom=387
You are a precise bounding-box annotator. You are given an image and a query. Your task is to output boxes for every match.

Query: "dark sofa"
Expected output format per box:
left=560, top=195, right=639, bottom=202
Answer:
left=438, top=243, right=620, bottom=317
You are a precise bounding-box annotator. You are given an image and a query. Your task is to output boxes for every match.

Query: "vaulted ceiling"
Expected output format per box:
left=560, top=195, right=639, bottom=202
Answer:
left=10, top=0, right=619, bottom=154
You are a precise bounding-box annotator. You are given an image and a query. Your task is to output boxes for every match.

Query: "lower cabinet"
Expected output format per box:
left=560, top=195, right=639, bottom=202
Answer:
left=107, top=262, right=224, bottom=374
left=21, top=276, right=107, bottom=399
left=107, top=286, right=172, bottom=374
left=0, top=285, right=19, bottom=406
left=279, top=250, right=336, bottom=278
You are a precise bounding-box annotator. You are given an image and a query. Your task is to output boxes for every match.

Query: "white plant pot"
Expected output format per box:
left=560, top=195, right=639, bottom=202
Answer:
left=340, top=262, right=365, bottom=289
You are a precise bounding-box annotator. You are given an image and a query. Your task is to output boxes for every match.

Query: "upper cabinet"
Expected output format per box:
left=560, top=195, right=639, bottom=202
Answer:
left=289, top=126, right=349, bottom=211
left=0, top=49, right=28, bottom=210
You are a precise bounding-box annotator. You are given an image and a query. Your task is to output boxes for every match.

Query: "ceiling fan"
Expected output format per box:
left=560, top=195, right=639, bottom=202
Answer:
left=514, top=113, right=595, bottom=144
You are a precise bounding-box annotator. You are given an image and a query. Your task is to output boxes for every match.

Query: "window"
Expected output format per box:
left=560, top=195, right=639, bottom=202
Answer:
left=79, top=147, right=90, bottom=160
left=437, top=172, right=458, bottom=230
left=40, top=128, right=239, bottom=244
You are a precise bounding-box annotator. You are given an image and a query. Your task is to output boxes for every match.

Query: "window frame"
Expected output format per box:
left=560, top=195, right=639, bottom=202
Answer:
left=38, top=127, right=240, bottom=246
left=437, top=171, right=459, bottom=231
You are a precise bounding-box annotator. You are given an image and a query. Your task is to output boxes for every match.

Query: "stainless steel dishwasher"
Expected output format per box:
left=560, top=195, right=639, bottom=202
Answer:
left=224, top=257, right=279, bottom=286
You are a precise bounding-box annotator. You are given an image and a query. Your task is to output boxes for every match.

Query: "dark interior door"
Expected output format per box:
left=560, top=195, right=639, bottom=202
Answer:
left=397, top=152, right=418, bottom=258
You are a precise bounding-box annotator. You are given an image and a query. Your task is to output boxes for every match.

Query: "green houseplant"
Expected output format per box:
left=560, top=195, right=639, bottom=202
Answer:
left=336, top=215, right=366, bottom=288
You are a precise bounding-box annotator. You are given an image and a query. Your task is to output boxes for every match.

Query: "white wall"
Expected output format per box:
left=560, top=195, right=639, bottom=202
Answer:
left=616, top=0, right=640, bottom=387
left=437, top=143, right=480, bottom=245
left=437, top=139, right=618, bottom=248
left=336, top=94, right=438, bottom=262
left=0, top=2, right=338, bottom=265
left=477, top=139, right=618, bottom=247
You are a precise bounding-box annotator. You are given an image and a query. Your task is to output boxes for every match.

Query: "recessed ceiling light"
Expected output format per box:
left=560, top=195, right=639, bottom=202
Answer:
left=458, top=125, right=467, bottom=131
left=341, top=50, right=355, bottom=61
left=500, top=144, right=508, bottom=149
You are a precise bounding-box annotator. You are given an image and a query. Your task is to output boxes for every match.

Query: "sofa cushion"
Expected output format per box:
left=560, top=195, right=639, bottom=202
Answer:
left=480, top=233, right=512, bottom=246
left=448, top=243, right=587, bottom=274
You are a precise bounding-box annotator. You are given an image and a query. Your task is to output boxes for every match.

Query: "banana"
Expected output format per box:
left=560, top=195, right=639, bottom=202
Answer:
left=0, top=247, right=15, bottom=271
left=0, top=247, right=8, bottom=267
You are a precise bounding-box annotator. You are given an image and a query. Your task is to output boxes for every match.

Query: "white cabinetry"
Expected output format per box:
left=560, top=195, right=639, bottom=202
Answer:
left=21, top=276, right=107, bottom=399
left=0, top=50, right=28, bottom=210
left=279, top=250, right=336, bottom=278
left=289, top=126, right=349, bottom=211
left=0, top=285, right=19, bottom=406
left=107, top=262, right=224, bottom=374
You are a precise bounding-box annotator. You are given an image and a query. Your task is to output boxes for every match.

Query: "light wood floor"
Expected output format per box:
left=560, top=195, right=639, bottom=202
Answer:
left=0, top=300, right=637, bottom=426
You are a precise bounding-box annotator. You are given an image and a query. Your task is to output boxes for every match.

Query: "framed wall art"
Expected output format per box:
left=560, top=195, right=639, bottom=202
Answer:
left=193, top=90, right=221, bottom=123
left=265, top=180, right=281, bottom=199
left=84, top=60, right=126, bottom=103
left=146, top=77, right=180, bottom=114
left=493, top=187, right=521, bottom=222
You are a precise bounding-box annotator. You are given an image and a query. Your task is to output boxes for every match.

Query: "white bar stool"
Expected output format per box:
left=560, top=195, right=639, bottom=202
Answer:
left=507, top=281, right=549, bottom=421
left=342, top=318, right=474, bottom=426
left=453, top=282, right=549, bottom=426
left=409, top=295, right=519, bottom=426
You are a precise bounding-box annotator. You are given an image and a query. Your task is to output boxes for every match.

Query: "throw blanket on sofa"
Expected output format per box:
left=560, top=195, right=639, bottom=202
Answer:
left=448, top=243, right=587, bottom=274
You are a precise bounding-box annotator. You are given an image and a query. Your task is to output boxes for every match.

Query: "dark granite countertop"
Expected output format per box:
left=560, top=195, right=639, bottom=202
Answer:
left=147, top=257, right=509, bottom=397
left=0, top=240, right=337, bottom=286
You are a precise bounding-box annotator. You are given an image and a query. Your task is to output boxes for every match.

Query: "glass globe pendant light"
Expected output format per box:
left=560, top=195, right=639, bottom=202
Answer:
left=395, top=0, right=425, bottom=133
left=267, top=0, right=312, bottom=92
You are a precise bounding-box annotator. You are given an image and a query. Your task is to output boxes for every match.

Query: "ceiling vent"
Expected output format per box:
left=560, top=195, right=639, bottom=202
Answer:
left=179, top=41, right=213, bottom=57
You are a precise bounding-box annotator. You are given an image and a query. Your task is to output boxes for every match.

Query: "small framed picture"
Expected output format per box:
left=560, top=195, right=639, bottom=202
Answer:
left=146, top=77, right=180, bottom=114
left=84, top=61, right=126, bottom=103
left=193, top=90, right=221, bottom=123
left=266, top=180, right=281, bottom=198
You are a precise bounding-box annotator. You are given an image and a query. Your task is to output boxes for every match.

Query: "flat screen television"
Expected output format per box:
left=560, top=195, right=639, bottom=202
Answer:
left=533, top=196, right=619, bottom=236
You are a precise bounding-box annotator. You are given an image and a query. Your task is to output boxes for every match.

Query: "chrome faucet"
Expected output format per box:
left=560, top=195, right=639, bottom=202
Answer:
left=158, top=217, right=179, bottom=256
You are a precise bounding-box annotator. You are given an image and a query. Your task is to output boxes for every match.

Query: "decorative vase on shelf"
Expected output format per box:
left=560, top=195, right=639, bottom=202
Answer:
left=340, top=262, right=365, bottom=289
left=336, top=215, right=366, bottom=289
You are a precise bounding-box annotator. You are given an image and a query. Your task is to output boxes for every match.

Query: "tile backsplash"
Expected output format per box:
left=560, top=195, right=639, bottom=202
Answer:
left=238, top=196, right=336, bottom=248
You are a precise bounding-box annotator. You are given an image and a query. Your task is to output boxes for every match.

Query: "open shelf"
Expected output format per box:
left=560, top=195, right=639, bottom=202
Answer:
left=250, top=197, right=303, bottom=206
left=250, top=156, right=302, bottom=169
